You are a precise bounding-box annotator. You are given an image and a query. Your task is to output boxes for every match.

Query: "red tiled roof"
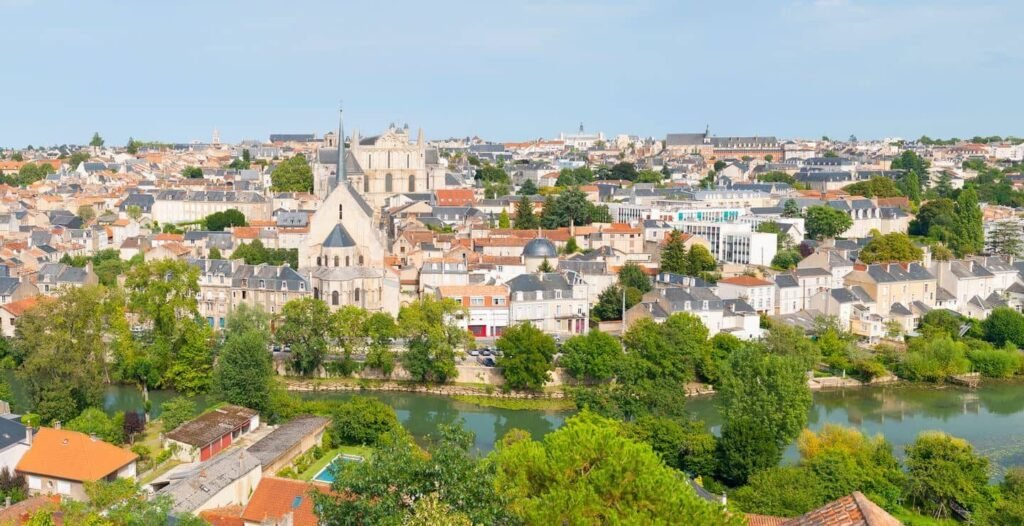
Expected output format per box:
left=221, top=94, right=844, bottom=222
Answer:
left=240, top=478, right=328, bottom=526
left=746, top=514, right=788, bottom=526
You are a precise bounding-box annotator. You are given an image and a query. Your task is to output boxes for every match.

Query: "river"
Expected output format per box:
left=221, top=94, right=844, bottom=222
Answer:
left=7, top=374, right=1023, bottom=474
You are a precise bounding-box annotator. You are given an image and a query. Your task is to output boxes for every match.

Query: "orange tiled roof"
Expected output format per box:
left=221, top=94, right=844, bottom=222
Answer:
left=154, top=233, right=183, bottom=242
left=16, top=428, right=137, bottom=482
left=437, top=285, right=508, bottom=297
left=1, top=296, right=42, bottom=317
left=199, top=506, right=245, bottom=526
left=718, top=276, right=773, bottom=287
left=240, top=478, right=328, bottom=526
left=746, top=515, right=788, bottom=526
left=232, top=226, right=260, bottom=239
left=0, top=495, right=60, bottom=524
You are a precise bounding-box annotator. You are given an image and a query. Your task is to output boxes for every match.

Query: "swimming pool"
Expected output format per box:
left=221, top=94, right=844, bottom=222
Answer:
left=312, top=453, right=364, bottom=483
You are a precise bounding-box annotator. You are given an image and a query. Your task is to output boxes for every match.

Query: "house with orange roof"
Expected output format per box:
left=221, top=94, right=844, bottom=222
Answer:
left=145, top=241, right=193, bottom=261
left=746, top=491, right=900, bottom=526
left=239, top=477, right=329, bottom=526
left=0, top=296, right=43, bottom=337
left=16, top=427, right=138, bottom=501
left=435, top=188, right=476, bottom=207
left=716, top=275, right=776, bottom=314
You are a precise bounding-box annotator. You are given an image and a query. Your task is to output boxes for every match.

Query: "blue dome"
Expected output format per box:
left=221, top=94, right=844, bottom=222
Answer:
left=522, top=238, right=557, bottom=258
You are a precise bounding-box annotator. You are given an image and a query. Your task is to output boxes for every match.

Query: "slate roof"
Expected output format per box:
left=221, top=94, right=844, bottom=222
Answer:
left=0, top=417, right=27, bottom=451
left=246, top=416, right=330, bottom=469
left=159, top=450, right=261, bottom=514
left=831, top=288, right=858, bottom=303
left=775, top=273, right=799, bottom=288
left=506, top=273, right=572, bottom=295
left=323, top=224, right=356, bottom=248
left=315, top=149, right=365, bottom=177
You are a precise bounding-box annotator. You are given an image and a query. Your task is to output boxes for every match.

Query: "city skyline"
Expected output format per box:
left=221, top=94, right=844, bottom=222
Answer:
left=2, top=0, right=1023, bottom=146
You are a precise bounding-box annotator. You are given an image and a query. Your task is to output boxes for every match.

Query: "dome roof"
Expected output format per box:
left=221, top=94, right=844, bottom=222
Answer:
left=522, top=238, right=557, bottom=258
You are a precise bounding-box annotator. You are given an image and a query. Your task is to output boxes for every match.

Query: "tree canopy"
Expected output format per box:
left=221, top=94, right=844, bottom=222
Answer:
left=271, top=154, right=314, bottom=192
left=804, top=205, right=853, bottom=240
left=859, top=232, right=923, bottom=263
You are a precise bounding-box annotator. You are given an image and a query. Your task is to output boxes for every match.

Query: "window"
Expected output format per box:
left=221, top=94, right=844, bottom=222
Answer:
left=408, top=174, right=415, bottom=192
left=241, top=291, right=247, bottom=300
left=363, top=176, right=369, bottom=193
left=317, top=256, right=322, bottom=266
left=359, top=255, right=364, bottom=265
left=338, top=204, right=343, bottom=220
left=56, top=481, right=71, bottom=495
left=494, top=297, right=506, bottom=306
left=470, top=297, right=484, bottom=306
left=334, top=256, right=339, bottom=267
left=354, top=288, right=361, bottom=302
left=555, top=290, right=562, bottom=299
left=346, top=256, right=350, bottom=266
left=535, top=291, right=543, bottom=300
left=27, top=476, right=40, bottom=490
left=385, top=173, right=393, bottom=192
left=259, top=280, right=265, bottom=289
left=313, top=287, right=319, bottom=300
left=331, top=291, right=339, bottom=306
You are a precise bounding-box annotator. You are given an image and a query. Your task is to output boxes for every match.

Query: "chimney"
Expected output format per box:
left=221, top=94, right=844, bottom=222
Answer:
left=53, top=421, right=61, bottom=430
left=25, top=427, right=32, bottom=446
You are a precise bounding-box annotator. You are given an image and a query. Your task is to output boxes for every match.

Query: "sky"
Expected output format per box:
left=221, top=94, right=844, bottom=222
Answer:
left=1, top=0, right=1022, bottom=146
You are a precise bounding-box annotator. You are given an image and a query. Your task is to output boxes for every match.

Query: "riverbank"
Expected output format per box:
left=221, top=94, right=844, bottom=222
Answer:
left=451, top=394, right=575, bottom=411
left=282, top=376, right=568, bottom=399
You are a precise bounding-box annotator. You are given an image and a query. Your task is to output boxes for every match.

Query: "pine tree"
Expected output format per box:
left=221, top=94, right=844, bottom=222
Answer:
left=953, top=187, right=984, bottom=256
left=498, top=209, right=511, bottom=229
left=782, top=199, right=802, bottom=218
left=660, top=230, right=688, bottom=274
left=126, top=137, right=138, bottom=154
left=513, top=195, right=539, bottom=230
left=988, top=220, right=1023, bottom=258
left=537, top=258, right=554, bottom=273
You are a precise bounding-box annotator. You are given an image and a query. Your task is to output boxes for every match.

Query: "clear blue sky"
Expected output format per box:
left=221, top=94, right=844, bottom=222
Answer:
left=1, top=0, right=1022, bottom=146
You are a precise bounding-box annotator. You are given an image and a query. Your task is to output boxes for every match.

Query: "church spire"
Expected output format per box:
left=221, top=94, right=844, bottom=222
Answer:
left=336, top=104, right=346, bottom=182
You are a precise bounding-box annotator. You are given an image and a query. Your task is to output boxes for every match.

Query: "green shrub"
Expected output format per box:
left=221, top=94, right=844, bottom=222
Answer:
left=852, top=359, right=888, bottom=381
left=967, top=347, right=1022, bottom=378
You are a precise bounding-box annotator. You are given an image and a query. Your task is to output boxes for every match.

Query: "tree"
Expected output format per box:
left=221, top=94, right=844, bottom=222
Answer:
left=536, top=258, right=554, bottom=273
left=953, top=187, right=984, bottom=256
left=67, top=408, right=124, bottom=445
left=399, top=297, right=470, bottom=383
left=660, top=230, right=688, bottom=274
left=203, top=209, right=247, bottom=231
left=315, top=425, right=512, bottom=525
left=990, top=467, right=1024, bottom=524
left=982, top=307, right=1024, bottom=347
left=126, top=204, right=142, bottom=221
left=609, top=161, right=638, bottom=181
left=686, top=244, right=716, bottom=274
left=518, top=179, right=538, bottom=195
left=331, top=396, right=400, bottom=446
left=475, top=164, right=509, bottom=184
left=126, top=137, right=138, bottom=154
left=124, top=260, right=212, bottom=393
left=624, top=415, right=717, bottom=476
left=716, top=345, right=812, bottom=485
left=363, top=312, right=398, bottom=376
left=208, top=246, right=222, bottom=259
left=123, top=411, right=145, bottom=444
left=804, top=205, right=852, bottom=240
left=89, top=132, right=104, bottom=148
left=539, top=187, right=602, bottom=228
left=859, top=232, right=924, bottom=263
left=276, top=298, right=332, bottom=376
left=843, top=176, right=903, bottom=198
left=270, top=154, right=314, bottom=192
left=181, top=166, right=203, bottom=179
left=618, top=262, right=651, bottom=293
left=562, top=236, right=580, bottom=254
left=496, top=323, right=556, bottom=391
left=988, top=220, right=1023, bottom=258
left=898, top=171, right=922, bottom=203
left=910, top=198, right=956, bottom=238
left=782, top=198, right=802, bottom=218
left=77, top=204, right=95, bottom=224
left=16, top=287, right=116, bottom=423
left=756, top=220, right=787, bottom=250
left=592, top=284, right=641, bottom=321
left=795, top=425, right=905, bottom=509
left=896, top=334, right=971, bottom=382
left=560, top=330, right=623, bottom=382
left=731, top=466, right=827, bottom=518
left=497, top=209, right=510, bottom=229
left=905, top=431, right=991, bottom=518
left=512, top=195, right=539, bottom=230
left=159, top=397, right=195, bottom=433
left=491, top=411, right=743, bottom=525
left=758, top=171, right=795, bottom=185
left=772, top=249, right=802, bottom=270
left=215, top=328, right=274, bottom=415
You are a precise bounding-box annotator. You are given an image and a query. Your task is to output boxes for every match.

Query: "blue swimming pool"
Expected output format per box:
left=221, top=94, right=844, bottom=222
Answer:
left=312, top=453, right=364, bottom=483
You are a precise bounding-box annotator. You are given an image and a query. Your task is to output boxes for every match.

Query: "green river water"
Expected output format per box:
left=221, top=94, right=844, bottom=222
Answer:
left=8, top=374, right=1024, bottom=474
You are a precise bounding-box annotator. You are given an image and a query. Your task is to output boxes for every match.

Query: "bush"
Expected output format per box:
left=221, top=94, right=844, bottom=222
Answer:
left=159, top=397, right=196, bottom=433
left=896, top=335, right=970, bottom=382
left=967, top=346, right=1022, bottom=378
left=852, top=359, right=888, bottom=381
left=67, top=408, right=124, bottom=445
left=330, top=396, right=400, bottom=446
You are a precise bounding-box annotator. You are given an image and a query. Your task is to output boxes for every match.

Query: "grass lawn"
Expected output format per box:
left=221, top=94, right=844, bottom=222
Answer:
left=298, top=445, right=374, bottom=481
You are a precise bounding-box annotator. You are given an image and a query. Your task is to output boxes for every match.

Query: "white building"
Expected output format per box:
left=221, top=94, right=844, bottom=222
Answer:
left=716, top=276, right=776, bottom=314
left=672, top=221, right=777, bottom=266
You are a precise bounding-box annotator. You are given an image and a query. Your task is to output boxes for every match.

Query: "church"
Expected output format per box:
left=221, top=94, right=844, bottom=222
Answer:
left=301, top=111, right=416, bottom=315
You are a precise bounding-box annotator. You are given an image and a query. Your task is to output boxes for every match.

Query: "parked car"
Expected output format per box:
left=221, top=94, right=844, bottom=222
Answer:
left=482, top=357, right=496, bottom=367
left=479, top=348, right=492, bottom=356
left=468, top=349, right=479, bottom=356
